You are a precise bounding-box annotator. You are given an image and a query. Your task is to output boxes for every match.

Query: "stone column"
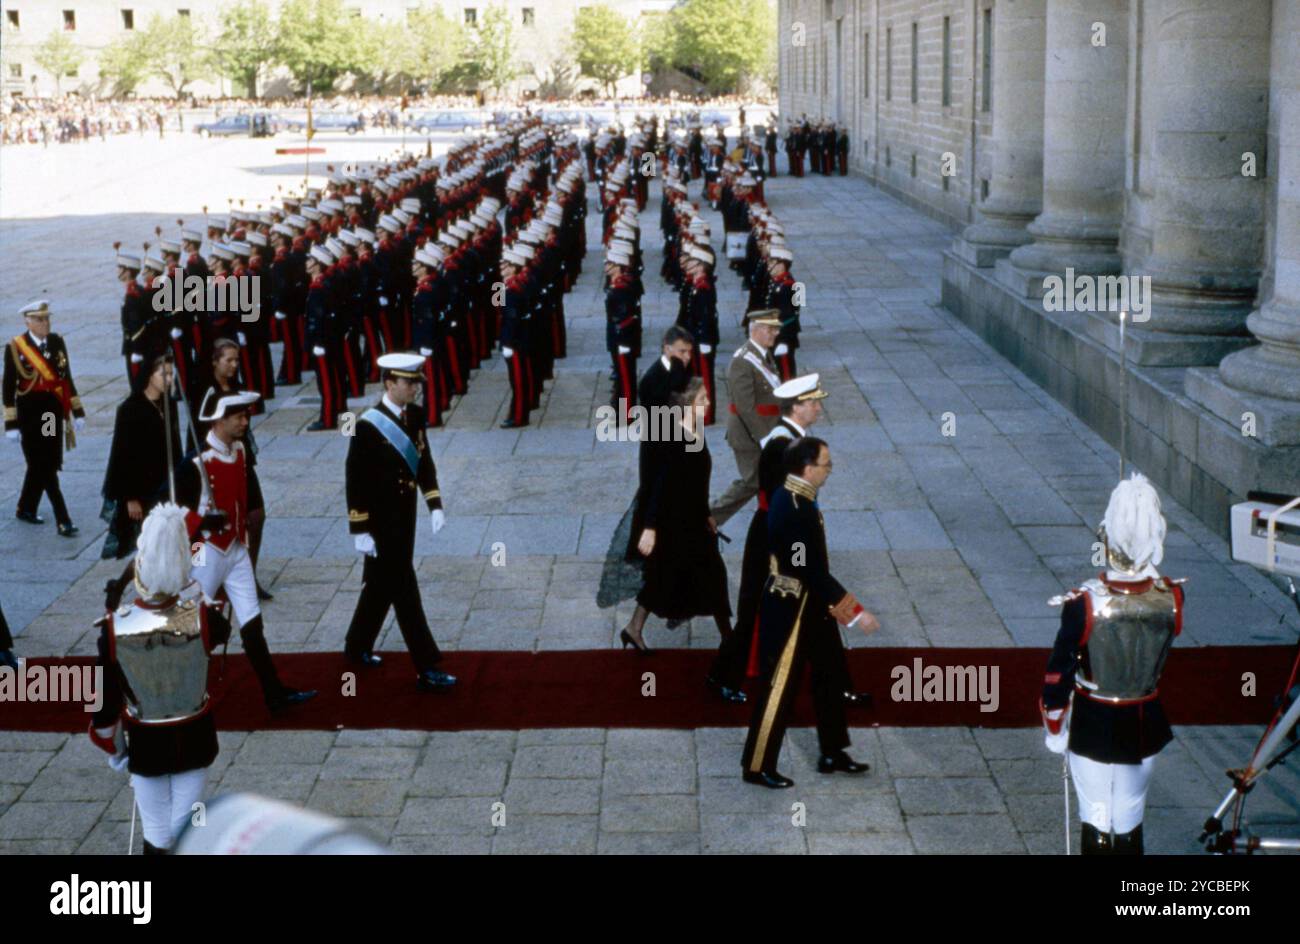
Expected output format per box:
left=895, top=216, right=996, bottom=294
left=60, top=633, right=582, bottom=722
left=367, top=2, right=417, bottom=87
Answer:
left=1128, top=0, right=1271, bottom=356
left=956, top=0, right=1047, bottom=267
left=1216, top=2, right=1300, bottom=410
left=1006, top=0, right=1128, bottom=278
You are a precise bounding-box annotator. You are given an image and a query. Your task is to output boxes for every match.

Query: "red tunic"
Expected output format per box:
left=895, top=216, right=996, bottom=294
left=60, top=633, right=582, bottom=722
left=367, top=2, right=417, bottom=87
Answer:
left=184, top=440, right=249, bottom=552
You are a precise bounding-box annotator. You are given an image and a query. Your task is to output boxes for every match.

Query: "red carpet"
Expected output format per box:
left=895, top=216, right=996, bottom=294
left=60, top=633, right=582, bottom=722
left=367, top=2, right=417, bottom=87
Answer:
left=1, top=647, right=1292, bottom=733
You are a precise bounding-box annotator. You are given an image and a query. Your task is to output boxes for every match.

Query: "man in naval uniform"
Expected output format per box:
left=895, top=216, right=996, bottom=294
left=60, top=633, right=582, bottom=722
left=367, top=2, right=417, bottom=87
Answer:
left=343, top=353, right=457, bottom=692
left=4, top=300, right=85, bottom=536
left=1041, top=473, right=1184, bottom=854
left=710, top=311, right=783, bottom=526
left=741, top=437, right=879, bottom=787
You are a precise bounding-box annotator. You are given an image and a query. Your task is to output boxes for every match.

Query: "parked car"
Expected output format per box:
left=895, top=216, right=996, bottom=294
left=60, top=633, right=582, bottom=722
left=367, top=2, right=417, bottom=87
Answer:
left=405, top=110, right=486, bottom=134
left=281, top=111, right=362, bottom=134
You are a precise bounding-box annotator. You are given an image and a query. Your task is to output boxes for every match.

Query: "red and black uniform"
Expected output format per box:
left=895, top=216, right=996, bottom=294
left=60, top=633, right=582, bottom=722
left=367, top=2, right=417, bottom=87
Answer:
left=684, top=271, right=719, bottom=425
left=500, top=272, right=533, bottom=428
left=605, top=272, right=639, bottom=425
left=411, top=273, right=444, bottom=429
left=305, top=269, right=345, bottom=429
left=767, top=271, right=801, bottom=381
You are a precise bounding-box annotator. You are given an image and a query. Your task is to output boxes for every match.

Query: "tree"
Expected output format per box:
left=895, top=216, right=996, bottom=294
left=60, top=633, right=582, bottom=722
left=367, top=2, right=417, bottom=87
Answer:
left=572, top=4, right=639, bottom=97
left=139, top=13, right=212, bottom=99
left=465, top=4, right=517, bottom=97
left=98, top=34, right=151, bottom=97
left=666, top=0, right=776, bottom=94
left=215, top=0, right=277, bottom=98
left=34, top=30, right=84, bottom=95
left=275, top=0, right=359, bottom=93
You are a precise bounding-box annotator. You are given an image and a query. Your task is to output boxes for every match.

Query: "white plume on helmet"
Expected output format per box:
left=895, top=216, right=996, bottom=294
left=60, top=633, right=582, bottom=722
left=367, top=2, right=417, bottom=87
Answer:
left=134, top=503, right=192, bottom=598
left=1100, top=473, right=1166, bottom=575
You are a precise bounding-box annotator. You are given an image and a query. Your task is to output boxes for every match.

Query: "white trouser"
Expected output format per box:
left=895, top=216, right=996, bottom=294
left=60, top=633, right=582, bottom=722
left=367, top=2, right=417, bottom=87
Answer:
left=131, top=768, right=208, bottom=849
left=1069, top=751, right=1156, bottom=834
left=191, top=540, right=260, bottom=628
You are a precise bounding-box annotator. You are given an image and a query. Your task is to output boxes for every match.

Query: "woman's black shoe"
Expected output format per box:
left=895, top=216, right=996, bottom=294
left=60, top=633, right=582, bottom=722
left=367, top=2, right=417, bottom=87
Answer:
left=619, top=629, right=652, bottom=654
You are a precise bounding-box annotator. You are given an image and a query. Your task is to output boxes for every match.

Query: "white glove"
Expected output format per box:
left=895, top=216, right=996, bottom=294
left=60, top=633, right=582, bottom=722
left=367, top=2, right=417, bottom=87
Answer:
left=130, top=353, right=144, bottom=364
left=502, top=346, right=514, bottom=357
left=617, top=345, right=631, bottom=354
left=419, top=347, right=433, bottom=357
left=449, top=321, right=457, bottom=328
left=74, top=418, right=85, bottom=432
left=700, top=344, right=713, bottom=354
left=430, top=509, right=445, bottom=535
left=773, top=343, right=789, bottom=356
left=379, top=295, right=389, bottom=306
left=237, top=331, right=247, bottom=345
left=312, top=345, right=326, bottom=356
left=6, top=430, right=19, bottom=442
left=170, top=327, right=184, bottom=339
left=353, top=533, right=377, bottom=557
left=274, top=311, right=287, bottom=321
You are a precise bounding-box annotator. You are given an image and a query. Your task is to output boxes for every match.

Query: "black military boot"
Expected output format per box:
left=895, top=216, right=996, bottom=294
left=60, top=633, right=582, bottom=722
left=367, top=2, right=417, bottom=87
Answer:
left=1112, top=824, right=1145, bottom=855
left=142, top=840, right=168, bottom=855
left=1080, top=823, right=1112, bottom=855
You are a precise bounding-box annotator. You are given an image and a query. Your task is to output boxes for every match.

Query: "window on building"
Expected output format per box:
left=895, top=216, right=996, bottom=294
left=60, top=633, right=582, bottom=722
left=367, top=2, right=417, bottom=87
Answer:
left=885, top=27, right=892, bottom=101
left=6, top=10, right=19, bottom=29
left=885, top=146, right=891, bottom=167
left=862, top=32, right=869, bottom=98
left=981, top=7, right=992, bottom=112
left=981, top=178, right=990, bottom=200
left=178, top=8, right=190, bottom=17
left=9, top=63, right=22, bottom=78
left=62, top=10, right=76, bottom=31
left=910, top=153, right=917, bottom=177
left=941, top=16, right=951, bottom=106
left=464, top=7, right=477, bottom=25
left=822, top=38, right=827, bottom=96
left=122, top=9, right=134, bottom=29
left=910, top=22, right=918, bottom=104
left=522, top=7, right=534, bottom=26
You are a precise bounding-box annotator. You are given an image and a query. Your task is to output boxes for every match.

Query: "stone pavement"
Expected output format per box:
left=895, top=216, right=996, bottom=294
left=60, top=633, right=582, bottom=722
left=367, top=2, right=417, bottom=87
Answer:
left=0, top=133, right=1296, bottom=853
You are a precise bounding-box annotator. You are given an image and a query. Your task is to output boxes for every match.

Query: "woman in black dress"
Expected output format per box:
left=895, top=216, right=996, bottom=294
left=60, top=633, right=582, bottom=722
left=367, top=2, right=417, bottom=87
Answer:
left=620, top=378, right=732, bottom=652
left=101, top=352, right=182, bottom=560
left=198, top=338, right=272, bottom=600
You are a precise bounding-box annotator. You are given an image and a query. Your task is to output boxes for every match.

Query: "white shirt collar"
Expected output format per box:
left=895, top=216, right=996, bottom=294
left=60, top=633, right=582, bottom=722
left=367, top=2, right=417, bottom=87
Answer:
left=660, top=354, right=671, bottom=371
left=748, top=338, right=769, bottom=359
left=28, top=331, right=45, bottom=347
left=786, top=418, right=806, bottom=437
left=382, top=393, right=403, bottom=416
left=205, top=430, right=233, bottom=456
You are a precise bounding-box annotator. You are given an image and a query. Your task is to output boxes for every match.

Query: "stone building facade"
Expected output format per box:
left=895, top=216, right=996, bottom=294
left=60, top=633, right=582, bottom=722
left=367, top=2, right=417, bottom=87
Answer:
left=778, top=0, right=1300, bottom=538
left=1, top=0, right=673, bottom=99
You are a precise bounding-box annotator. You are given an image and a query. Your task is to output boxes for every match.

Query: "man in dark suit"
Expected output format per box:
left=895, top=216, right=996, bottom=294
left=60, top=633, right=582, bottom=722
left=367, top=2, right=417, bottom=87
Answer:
left=343, top=353, right=456, bottom=692
left=741, top=437, right=879, bottom=788
left=3, top=300, right=85, bottom=536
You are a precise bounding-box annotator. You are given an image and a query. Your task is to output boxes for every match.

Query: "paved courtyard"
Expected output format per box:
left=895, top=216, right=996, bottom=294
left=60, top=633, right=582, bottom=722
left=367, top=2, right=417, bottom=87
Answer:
left=0, top=130, right=1296, bottom=853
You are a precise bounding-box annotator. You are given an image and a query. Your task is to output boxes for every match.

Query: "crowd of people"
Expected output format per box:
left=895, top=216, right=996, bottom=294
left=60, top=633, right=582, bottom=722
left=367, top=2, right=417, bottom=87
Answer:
left=1, top=96, right=184, bottom=145
left=0, top=106, right=1188, bottom=857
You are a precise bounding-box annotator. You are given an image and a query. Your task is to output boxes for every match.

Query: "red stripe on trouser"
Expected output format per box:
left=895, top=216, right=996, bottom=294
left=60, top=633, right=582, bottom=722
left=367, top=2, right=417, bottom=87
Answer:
left=170, top=338, right=190, bottom=391
left=238, top=347, right=254, bottom=392
left=552, top=302, right=566, bottom=359
left=422, top=360, right=441, bottom=428
left=777, top=352, right=795, bottom=382
left=269, top=315, right=281, bottom=343
left=315, top=353, right=338, bottom=427
left=363, top=321, right=382, bottom=381
left=447, top=337, right=465, bottom=394
left=342, top=337, right=362, bottom=397
left=616, top=354, right=634, bottom=425
left=508, top=355, right=527, bottom=425
left=191, top=324, right=204, bottom=353
left=700, top=352, right=715, bottom=425
left=377, top=310, right=395, bottom=352
left=257, top=346, right=274, bottom=397
left=279, top=319, right=301, bottom=383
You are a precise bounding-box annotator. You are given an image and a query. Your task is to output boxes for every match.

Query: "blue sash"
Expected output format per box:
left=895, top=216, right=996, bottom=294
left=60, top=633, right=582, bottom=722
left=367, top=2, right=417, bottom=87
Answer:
left=360, top=408, right=419, bottom=476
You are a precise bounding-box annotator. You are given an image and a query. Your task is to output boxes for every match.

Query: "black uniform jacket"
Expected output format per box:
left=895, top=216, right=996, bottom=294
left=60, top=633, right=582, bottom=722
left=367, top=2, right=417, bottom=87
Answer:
left=346, top=398, right=442, bottom=554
